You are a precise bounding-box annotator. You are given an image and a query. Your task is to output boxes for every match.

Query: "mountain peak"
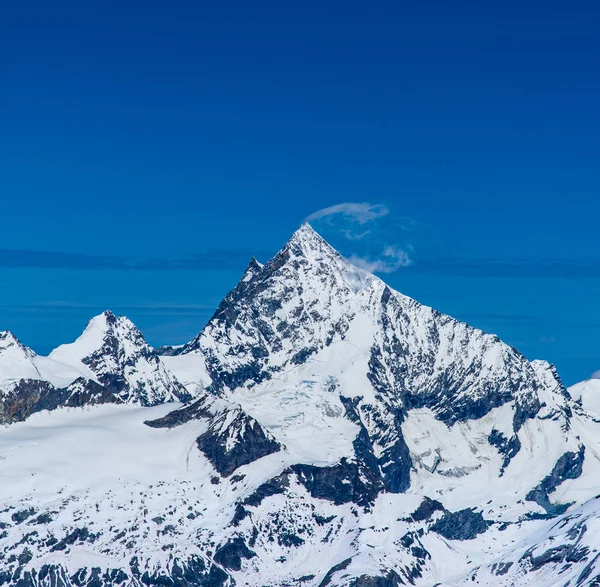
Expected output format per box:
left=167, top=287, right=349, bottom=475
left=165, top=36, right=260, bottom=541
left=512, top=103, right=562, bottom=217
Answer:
left=49, top=311, right=188, bottom=406
left=240, top=257, right=264, bottom=283
left=88, top=310, right=120, bottom=329
left=83, top=311, right=141, bottom=341
left=290, top=221, right=320, bottom=239
left=0, top=330, right=24, bottom=348
left=287, top=222, right=328, bottom=247
left=277, top=223, right=344, bottom=268
left=0, top=331, right=37, bottom=364
left=101, top=309, right=117, bottom=322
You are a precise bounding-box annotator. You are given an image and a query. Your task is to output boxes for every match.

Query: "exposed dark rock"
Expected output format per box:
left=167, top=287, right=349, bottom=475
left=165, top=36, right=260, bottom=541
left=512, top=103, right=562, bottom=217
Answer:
left=576, top=553, right=600, bottom=586
left=146, top=396, right=281, bottom=478
left=488, top=429, right=522, bottom=473
left=242, top=473, right=290, bottom=507
left=410, top=497, right=446, bottom=522
left=348, top=571, right=403, bottom=587
left=144, top=395, right=215, bottom=429
left=64, top=378, right=118, bottom=408
left=196, top=409, right=281, bottom=477
left=411, top=546, right=429, bottom=560
left=31, top=512, right=55, bottom=525
left=513, top=394, right=543, bottom=434
left=11, top=508, right=36, bottom=524
left=2, top=557, right=234, bottom=587
left=79, top=312, right=190, bottom=406
left=526, top=446, right=585, bottom=514
left=291, top=346, right=317, bottom=365
left=377, top=422, right=412, bottom=493
left=313, top=514, right=336, bottom=526
left=0, top=376, right=123, bottom=425
left=319, top=558, right=352, bottom=587
left=278, top=533, right=304, bottom=548
left=340, top=396, right=412, bottom=494
left=491, top=562, right=513, bottom=576
left=292, top=459, right=383, bottom=507
left=50, top=527, right=98, bottom=552
left=430, top=508, right=489, bottom=540
left=17, top=548, right=33, bottom=566
left=520, top=543, right=586, bottom=572
left=370, top=289, right=542, bottom=427
left=213, top=537, right=256, bottom=571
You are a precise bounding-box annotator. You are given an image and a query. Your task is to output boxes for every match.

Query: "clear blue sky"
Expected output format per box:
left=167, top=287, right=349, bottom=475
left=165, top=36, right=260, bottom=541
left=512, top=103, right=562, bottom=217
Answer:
left=1, top=1, right=599, bottom=385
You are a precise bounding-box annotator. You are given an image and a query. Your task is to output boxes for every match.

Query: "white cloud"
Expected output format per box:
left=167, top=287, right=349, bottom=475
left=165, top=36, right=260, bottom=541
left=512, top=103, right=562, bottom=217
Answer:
left=348, top=245, right=412, bottom=274
left=591, top=370, right=600, bottom=380
left=305, top=201, right=415, bottom=274
left=305, top=202, right=389, bottom=226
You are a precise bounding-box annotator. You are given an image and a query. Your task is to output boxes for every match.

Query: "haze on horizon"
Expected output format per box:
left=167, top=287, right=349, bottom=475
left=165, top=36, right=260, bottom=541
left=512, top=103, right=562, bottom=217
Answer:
left=1, top=1, right=599, bottom=386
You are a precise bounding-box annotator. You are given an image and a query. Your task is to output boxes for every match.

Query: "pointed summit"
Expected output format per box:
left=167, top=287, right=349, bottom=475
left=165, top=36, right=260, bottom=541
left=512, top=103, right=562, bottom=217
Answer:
left=0, top=331, right=42, bottom=385
left=100, top=309, right=118, bottom=323
left=288, top=222, right=321, bottom=242
left=50, top=311, right=189, bottom=406
left=178, top=222, right=374, bottom=357
left=87, top=310, right=125, bottom=333
left=241, top=256, right=264, bottom=283
left=282, top=223, right=341, bottom=262
left=0, top=330, right=28, bottom=352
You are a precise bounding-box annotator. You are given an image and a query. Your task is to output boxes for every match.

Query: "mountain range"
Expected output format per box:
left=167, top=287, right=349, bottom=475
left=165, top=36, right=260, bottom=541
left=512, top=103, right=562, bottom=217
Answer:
left=1, top=224, right=600, bottom=586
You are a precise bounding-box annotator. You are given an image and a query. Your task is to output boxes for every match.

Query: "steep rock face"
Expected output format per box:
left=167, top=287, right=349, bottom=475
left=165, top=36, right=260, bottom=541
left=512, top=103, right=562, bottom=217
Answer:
left=0, top=557, right=234, bottom=587
left=167, top=225, right=572, bottom=503
left=3, top=226, right=600, bottom=587
left=0, top=331, right=118, bottom=424
left=50, top=311, right=190, bottom=406
left=195, top=407, right=281, bottom=477
left=0, top=313, right=191, bottom=424
left=0, top=377, right=113, bottom=424
left=146, top=395, right=282, bottom=478
left=179, top=226, right=549, bottom=418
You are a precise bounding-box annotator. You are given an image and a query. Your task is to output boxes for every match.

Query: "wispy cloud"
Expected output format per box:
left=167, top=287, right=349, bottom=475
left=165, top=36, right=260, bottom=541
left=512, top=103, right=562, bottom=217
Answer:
left=305, top=202, right=415, bottom=274
left=591, top=370, right=600, bottom=380
left=348, top=245, right=412, bottom=273
left=4, top=246, right=600, bottom=280
left=305, top=202, right=389, bottom=226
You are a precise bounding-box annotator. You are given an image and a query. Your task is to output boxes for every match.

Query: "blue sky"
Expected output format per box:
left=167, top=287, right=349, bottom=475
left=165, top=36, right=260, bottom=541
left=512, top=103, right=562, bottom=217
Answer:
left=1, top=1, right=599, bottom=385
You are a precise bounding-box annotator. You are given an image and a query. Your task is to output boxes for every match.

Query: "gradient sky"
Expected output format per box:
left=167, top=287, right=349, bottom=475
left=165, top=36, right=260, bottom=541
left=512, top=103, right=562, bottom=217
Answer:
left=1, top=1, right=599, bottom=385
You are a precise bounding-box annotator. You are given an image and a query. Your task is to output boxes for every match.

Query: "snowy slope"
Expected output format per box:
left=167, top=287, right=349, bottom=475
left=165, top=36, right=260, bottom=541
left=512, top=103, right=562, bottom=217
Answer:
left=50, top=311, right=189, bottom=406
left=0, top=312, right=190, bottom=425
left=166, top=225, right=577, bottom=502
left=570, top=377, right=600, bottom=418
left=2, top=225, right=600, bottom=586
left=0, top=331, right=88, bottom=389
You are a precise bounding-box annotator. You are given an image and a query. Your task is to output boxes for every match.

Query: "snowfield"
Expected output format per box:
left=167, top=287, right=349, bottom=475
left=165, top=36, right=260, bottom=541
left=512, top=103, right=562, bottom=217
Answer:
left=1, top=224, right=600, bottom=586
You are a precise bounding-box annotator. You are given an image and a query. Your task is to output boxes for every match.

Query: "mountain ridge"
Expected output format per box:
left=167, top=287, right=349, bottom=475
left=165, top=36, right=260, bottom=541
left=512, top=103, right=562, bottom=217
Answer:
left=1, top=225, right=600, bottom=586
left=0, top=310, right=190, bottom=424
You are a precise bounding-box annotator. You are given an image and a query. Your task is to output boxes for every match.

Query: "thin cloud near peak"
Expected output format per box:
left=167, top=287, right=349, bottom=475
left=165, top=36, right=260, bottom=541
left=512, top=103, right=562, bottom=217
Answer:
left=348, top=246, right=412, bottom=274
left=305, top=202, right=389, bottom=225
left=305, top=201, right=414, bottom=274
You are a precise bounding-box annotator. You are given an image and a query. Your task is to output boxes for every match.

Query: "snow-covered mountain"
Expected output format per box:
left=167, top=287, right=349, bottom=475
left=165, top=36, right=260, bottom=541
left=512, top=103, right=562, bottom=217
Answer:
left=0, top=311, right=189, bottom=424
left=49, top=311, right=190, bottom=406
left=2, top=225, right=600, bottom=586
left=569, top=377, right=600, bottom=418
